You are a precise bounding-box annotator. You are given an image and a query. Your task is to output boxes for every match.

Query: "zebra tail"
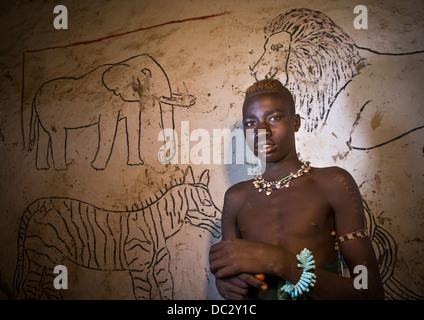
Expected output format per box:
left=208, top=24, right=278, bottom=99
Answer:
left=13, top=200, right=41, bottom=298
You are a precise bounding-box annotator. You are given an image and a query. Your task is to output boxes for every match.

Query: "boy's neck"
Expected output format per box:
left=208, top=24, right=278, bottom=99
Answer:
left=261, top=156, right=302, bottom=181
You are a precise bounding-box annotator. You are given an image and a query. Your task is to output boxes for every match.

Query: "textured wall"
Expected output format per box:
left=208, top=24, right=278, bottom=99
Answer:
left=0, top=0, right=423, bottom=300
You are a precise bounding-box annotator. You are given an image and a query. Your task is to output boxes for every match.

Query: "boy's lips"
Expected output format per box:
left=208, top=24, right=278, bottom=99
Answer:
left=256, top=141, right=276, bottom=154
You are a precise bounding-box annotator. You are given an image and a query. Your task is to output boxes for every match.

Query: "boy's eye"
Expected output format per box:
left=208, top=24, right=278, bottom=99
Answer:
left=245, top=121, right=256, bottom=127
left=270, top=116, right=281, bottom=122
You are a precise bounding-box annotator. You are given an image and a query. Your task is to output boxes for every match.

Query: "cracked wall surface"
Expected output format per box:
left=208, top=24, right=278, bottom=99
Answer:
left=0, top=0, right=423, bottom=300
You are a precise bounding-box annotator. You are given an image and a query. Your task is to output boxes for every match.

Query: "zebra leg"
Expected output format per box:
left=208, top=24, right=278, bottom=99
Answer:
left=42, top=266, right=64, bottom=300
left=23, top=253, right=63, bottom=300
left=128, top=267, right=153, bottom=300
left=124, top=238, right=155, bottom=300
left=21, top=258, right=44, bottom=299
left=153, top=246, right=174, bottom=300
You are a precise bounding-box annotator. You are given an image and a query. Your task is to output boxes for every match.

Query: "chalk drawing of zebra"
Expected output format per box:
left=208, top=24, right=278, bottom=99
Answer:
left=13, top=167, right=221, bottom=300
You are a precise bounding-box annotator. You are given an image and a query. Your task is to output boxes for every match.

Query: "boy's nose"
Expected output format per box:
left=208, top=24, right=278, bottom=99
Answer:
left=256, top=123, right=271, bottom=137
left=257, top=129, right=270, bottom=138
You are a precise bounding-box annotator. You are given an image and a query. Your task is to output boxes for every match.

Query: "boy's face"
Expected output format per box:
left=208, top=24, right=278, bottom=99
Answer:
left=242, top=92, right=300, bottom=163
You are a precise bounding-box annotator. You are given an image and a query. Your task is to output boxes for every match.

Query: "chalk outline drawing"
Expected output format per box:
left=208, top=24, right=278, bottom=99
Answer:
left=250, top=7, right=424, bottom=145
left=363, top=199, right=424, bottom=300
left=12, top=11, right=232, bottom=301
left=348, top=100, right=424, bottom=151
left=20, top=11, right=231, bottom=151
left=13, top=167, right=221, bottom=300
left=27, top=53, right=195, bottom=171
left=251, top=8, right=424, bottom=299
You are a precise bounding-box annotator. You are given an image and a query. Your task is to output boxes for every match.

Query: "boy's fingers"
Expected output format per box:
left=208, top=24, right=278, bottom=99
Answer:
left=255, top=274, right=265, bottom=280
left=208, top=247, right=223, bottom=262
left=226, top=282, right=248, bottom=296
left=217, top=278, right=247, bottom=300
left=230, top=276, right=249, bottom=289
left=238, top=273, right=268, bottom=290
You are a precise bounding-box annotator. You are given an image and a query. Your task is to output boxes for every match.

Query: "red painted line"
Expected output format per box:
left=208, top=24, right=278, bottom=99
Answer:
left=20, top=11, right=231, bottom=150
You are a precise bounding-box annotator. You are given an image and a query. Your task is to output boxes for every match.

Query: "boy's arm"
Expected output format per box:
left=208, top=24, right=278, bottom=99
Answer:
left=317, top=168, right=384, bottom=299
left=211, top=168, right=384, bottom=299
left=211, top=185, right=267, bottom=299
left=290, top=167, right=384, bottom=299
left=221, top=187, right=242, bottom=240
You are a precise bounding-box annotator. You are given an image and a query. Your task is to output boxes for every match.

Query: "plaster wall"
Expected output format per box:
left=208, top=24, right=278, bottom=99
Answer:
left=0, top=0, right=423, bottom=299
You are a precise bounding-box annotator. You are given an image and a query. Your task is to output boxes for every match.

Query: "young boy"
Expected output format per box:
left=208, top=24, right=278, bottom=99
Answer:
left=209, top=79, right=384, bottom=300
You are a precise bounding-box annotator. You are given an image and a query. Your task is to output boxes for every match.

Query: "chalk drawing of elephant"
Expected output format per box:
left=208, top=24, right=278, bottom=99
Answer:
left=28, top=53, right=195, bottom=170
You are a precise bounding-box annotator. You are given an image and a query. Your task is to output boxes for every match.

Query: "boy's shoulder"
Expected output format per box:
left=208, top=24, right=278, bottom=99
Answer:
left=223, top=179, right=254, bottom=207
left=309, top=165, right=359, bottom=194
left=221, top=179, right=253, bottom=218
left=310, top=165, right=351, bottom=178
left=226, top=179, right=253, bottom=197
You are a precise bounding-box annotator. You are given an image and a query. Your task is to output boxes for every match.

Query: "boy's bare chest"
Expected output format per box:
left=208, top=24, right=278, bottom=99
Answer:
left=236, top=182, right=332, bottom=245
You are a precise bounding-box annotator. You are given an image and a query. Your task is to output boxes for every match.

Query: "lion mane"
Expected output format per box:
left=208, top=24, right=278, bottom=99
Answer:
left=263, top=8, right=365, bottom=133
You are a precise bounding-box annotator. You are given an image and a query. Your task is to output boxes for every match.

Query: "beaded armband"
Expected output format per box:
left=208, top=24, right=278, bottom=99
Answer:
left=337, top=228, right=368, bottom=242
left=332, top=228, right=369, bottom=277
left=279, top=248, right=316, bottom=299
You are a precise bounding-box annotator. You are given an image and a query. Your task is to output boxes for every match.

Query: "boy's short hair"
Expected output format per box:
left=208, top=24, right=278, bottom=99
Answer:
left=244, top=78, right=296, bottom=114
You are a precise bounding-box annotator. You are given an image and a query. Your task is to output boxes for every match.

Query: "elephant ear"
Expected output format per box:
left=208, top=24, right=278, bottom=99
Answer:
left=102, top=63, right=139, bottom=102
left=134, top=67, right=154, bottom=97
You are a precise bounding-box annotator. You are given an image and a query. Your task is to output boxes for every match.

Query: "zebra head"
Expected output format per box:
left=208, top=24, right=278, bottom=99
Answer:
left=184, top=167, right=222, bottom=238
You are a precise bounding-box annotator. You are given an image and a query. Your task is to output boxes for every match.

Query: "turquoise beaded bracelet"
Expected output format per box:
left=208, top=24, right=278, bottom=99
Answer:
left=280, top=248, right=317, bottom=298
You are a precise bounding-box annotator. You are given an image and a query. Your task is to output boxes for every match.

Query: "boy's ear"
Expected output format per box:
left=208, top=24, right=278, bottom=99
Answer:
left=294, top=114, right=301, bottom=132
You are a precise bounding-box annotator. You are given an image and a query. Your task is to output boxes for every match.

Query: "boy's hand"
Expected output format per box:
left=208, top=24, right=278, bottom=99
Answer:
left=210, top=239, right=283, bottom=279
left=216, top=273, right=268, bottom=300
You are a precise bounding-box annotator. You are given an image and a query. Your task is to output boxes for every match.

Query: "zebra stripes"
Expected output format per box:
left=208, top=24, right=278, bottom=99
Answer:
left=13, top=168, right=221, bottom=300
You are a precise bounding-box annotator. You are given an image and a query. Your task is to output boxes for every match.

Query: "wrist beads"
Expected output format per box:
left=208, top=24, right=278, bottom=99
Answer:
left=279, top=248, right=316, bottom=299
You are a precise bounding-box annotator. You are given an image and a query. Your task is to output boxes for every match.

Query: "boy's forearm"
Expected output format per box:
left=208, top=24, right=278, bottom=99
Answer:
left=269, top=247, right=384, bottom=300
left=306, top=267, right=384, bottom=300
left=264, top=246, right=302, bottom=283
left=211, top=239, right=384, bottom=299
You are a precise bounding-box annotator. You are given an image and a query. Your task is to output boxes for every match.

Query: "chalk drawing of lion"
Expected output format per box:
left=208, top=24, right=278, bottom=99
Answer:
left=250, top=8, right=424, bottom=300
left=251, top=8, right=424, bottom=145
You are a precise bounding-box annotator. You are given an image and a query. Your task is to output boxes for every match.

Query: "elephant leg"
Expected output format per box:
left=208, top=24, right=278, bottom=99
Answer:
left=36, top=123, right=51, bottom=170
left=50, top=128, right=67, bottom=171
left=91, top=113, right=119, bottom=170
left=153, top=246, right=174, bottom=300
left=125, top=111, right=143, bottom=166
left=158, top=102, right=177, bottom=163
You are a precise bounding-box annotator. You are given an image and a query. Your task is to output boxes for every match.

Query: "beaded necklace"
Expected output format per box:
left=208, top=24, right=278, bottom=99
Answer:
left=253, top=159, right=311, bottom=195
